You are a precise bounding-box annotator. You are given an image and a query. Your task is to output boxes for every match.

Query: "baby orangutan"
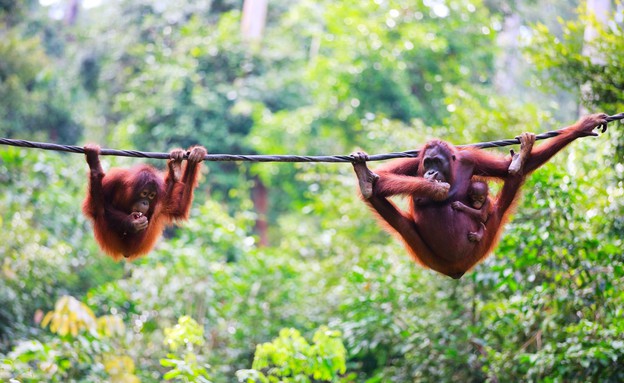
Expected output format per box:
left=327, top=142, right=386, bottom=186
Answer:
left=451, top=180, right=491, bottom=242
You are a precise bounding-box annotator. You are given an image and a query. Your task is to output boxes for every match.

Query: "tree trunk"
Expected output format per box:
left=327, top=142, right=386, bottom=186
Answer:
left=580, top=0, right=610, bottom=114
left=494, top=12, right=521, bottom=95
left=251, top=176, right=269, bottom=246
left=64, top=0, right=80, bottom=25
left=241, top=0, right=268, bottom=41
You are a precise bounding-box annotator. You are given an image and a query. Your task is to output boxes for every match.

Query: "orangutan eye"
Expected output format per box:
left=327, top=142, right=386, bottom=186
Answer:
left=140, top=190, right=149, bottom=198
left=148, top=192, right=156, bottom=200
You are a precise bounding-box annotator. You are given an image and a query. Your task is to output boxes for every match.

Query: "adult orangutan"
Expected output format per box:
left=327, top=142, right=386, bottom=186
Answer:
left=82, top=144, right=207, bottom=260
left=351, top=114, right=609, bottom=279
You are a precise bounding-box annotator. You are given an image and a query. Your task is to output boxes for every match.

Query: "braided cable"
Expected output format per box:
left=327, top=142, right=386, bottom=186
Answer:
left=0, top=113, right=621, bottom=163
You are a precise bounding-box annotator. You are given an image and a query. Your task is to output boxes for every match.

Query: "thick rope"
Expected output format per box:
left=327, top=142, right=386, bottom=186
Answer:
left=0, top=113, right=622, bottom=163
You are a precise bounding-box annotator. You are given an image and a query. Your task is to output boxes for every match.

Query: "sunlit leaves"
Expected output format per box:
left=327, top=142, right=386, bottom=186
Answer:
left=164, top=316, right=205, bottom=352
left=41, top=295, right=97, bottom=337
left=238, top=326, right=349, bottom=382
left=160, top=316, right=212, bottom=382
left=103, top=354, right=141, bottom=383
left=97, top=315, right=126, bottom=338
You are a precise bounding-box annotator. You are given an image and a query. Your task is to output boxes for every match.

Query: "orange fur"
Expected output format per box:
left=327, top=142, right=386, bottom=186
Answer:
left=354, top=114, right=607, bottom=278
left=82, top=145, right=205, bottom=260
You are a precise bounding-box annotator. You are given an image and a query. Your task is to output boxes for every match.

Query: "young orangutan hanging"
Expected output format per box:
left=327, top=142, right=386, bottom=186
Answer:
left=82, top=144, right=207, bottom=260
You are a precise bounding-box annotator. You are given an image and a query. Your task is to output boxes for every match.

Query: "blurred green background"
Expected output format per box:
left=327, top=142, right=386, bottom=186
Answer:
left=1, top=0, right=623, bottom=381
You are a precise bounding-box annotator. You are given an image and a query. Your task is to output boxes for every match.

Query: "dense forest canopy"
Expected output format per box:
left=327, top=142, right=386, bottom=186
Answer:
left=1, top=0, right=623, bottom=382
